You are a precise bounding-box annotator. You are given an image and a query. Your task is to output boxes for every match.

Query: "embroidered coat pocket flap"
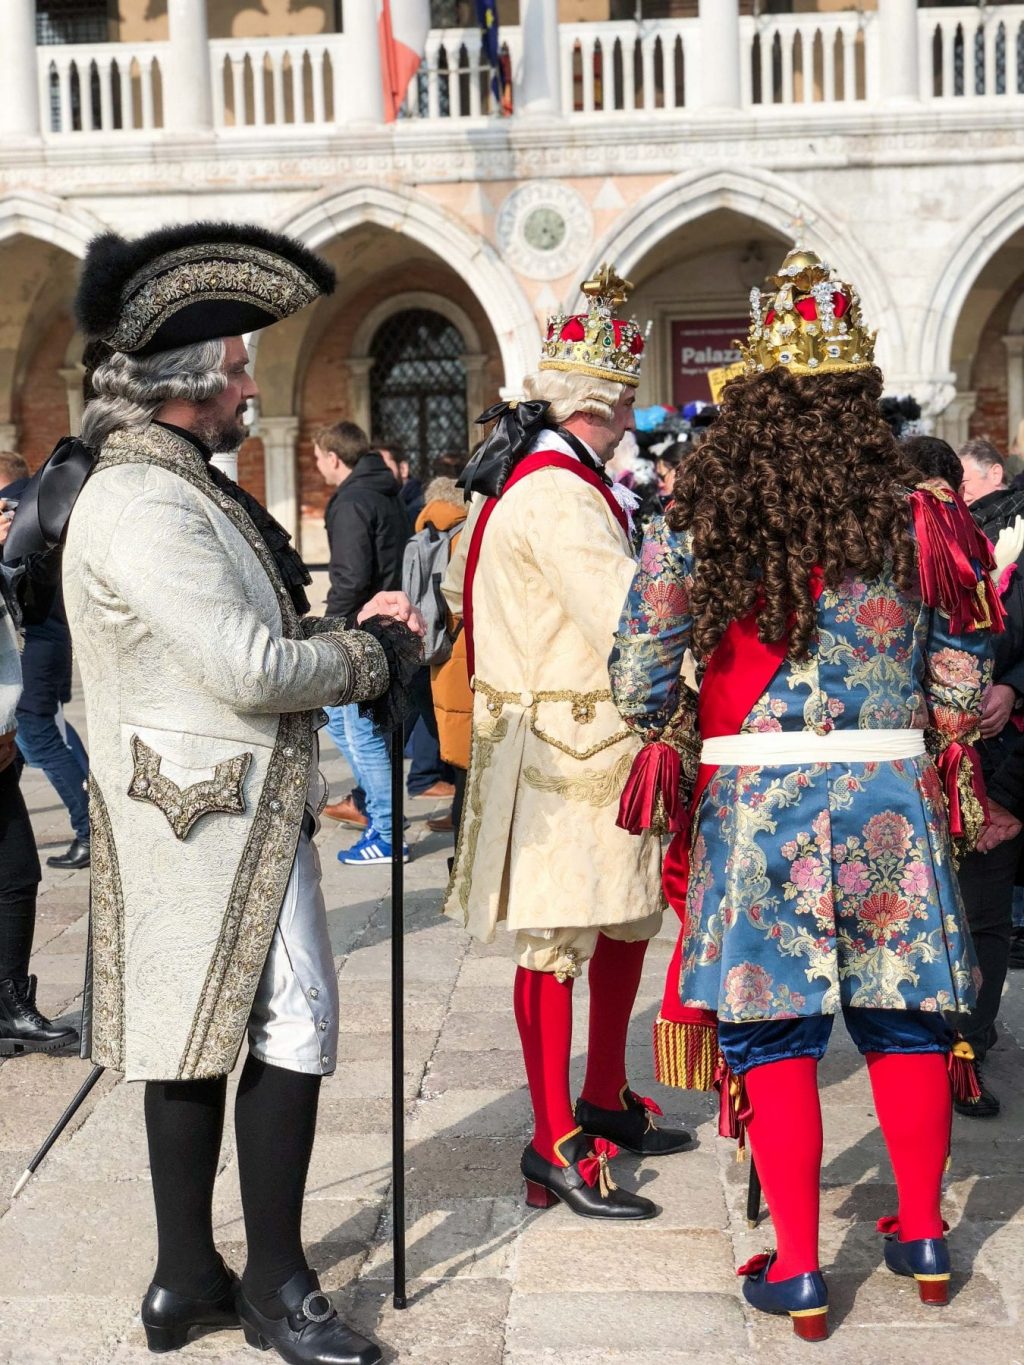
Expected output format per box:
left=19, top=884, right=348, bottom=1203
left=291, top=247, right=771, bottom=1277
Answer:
left=529, top=692, right=631, bottom=762
left=127, top=733, right=252, bottom=841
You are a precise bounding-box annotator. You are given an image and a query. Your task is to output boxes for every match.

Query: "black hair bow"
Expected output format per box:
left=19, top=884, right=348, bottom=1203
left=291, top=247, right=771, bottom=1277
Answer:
left=4, top=436, right=96, bottom=563
left=457, top=400, right=552, bottom=500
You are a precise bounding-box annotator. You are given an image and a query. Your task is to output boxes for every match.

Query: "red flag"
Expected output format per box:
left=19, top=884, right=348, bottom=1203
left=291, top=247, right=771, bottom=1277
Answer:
left=379, top=0, right=431, bottom=122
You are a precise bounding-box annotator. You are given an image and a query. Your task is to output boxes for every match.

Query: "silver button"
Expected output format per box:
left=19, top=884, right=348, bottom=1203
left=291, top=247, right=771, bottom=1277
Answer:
left=309, top=987, right=319, bottom=1000
left=269, top=799, right=282, bottom=813
left=283, top=746, right=294, bottom=757
left=319, top=1019, right=328, bottom=1031
left=321, top=1055, right=331, bottom=1067
left=220, top=498, right=233, bottom=510
left=137, top=778, right=149, bottom=791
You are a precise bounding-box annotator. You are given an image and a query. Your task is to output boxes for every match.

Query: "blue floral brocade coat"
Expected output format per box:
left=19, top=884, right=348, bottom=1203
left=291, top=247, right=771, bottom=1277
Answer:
left=610, top=516, right=990, bottom=1025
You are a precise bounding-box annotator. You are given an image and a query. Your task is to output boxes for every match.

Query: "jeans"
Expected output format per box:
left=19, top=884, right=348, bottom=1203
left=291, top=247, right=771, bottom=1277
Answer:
left=406, top=667, right=454, bottom=796
left=956, top=829, right=1024, bottom=1060
left=15, top=706, right=89, bottom=841
left=324, top=703, right=392, bottom=843
left=0, top=758, right=41, bottom=980
left=719, top=1007, right=954, bottom=1075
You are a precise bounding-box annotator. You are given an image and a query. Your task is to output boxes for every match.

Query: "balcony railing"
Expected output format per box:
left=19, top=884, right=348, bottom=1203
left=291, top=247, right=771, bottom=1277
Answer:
left=32, top=6, right=1024, bottom=139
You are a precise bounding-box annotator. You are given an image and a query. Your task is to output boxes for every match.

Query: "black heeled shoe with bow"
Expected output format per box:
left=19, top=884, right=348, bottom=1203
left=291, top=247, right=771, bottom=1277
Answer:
left=521, top=1128, right=657, bottom=1220
left=575, top=1087, right=694, bottom=1156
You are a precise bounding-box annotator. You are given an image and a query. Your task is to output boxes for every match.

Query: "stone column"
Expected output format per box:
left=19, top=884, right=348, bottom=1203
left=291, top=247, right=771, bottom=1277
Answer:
left=933, top=391, right=977, bottom=450
left=519, top=0, right=562, bottom=116
left=0, top=422, right=19, bottom=452
left=0, top=0, right=41, bottom=139
left=695, top=0, right=742, bottom=111
left=59, top=365, right=86, bottom=437
left=346, top=358, right=374, bottom=437
left=879, top=0, right=919, bottom=103
left=166, top=0, right=214, bottom=133
left=340, top=0, right=385, bottom=125
left=1004, top=335, right=1024, bottom=450
left=261, top=415, right=300, bottom=543
left=463, top=353, right=488, bottom=436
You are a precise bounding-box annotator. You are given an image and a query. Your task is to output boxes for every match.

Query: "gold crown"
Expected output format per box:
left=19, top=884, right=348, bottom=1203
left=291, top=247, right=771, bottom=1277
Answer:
left=539, top=264, right=647, bottom=387
left=739, top=248, right=876, bottom=378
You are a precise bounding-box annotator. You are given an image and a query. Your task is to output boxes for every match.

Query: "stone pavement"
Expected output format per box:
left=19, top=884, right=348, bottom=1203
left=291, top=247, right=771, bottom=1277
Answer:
left=3, top=691, right=1024, bottom=1364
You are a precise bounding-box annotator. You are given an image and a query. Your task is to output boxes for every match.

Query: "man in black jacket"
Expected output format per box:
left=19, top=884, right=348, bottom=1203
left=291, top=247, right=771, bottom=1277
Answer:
left=956, top=435, right=1024, bottom=1115
left=314, top=422, right=411, bottom=865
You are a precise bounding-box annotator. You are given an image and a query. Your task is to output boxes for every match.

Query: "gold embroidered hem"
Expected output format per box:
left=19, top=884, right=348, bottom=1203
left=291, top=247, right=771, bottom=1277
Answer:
left=86, top=779, right=125, bottom=1071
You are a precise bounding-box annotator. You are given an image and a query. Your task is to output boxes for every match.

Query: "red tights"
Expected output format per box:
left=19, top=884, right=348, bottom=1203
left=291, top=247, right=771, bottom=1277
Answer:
left=513, top=934, right=648, bottom=1163
left=744, top=1051, right=951, bottom=1280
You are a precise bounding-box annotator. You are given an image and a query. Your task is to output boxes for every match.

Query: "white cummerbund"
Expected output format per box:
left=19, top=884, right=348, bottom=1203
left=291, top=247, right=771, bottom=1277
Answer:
left=700, top=729, right=926, bottom=766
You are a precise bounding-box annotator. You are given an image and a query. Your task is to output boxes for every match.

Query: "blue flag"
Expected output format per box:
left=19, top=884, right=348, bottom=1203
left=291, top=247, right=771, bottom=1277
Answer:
left=475, top=1, right=513, bottom=114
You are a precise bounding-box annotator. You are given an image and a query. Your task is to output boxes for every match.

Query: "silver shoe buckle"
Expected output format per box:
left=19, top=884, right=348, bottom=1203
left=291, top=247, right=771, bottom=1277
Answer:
left=301, top=1291, right=333, bottom=1323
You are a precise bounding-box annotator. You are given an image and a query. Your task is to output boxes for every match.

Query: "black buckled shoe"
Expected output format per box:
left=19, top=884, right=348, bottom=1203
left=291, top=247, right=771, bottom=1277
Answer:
left=521, top=1128, right=657, bottom=1220
left=46, top=837, right=90, bottom=870
left=575, top=1087, right=694, bottom=1156
left=0, top=976, right=79, bottom=1056
left=141, top=1268, right=241, bottom=1352
left=236, top=1268, right=382, bottom=1365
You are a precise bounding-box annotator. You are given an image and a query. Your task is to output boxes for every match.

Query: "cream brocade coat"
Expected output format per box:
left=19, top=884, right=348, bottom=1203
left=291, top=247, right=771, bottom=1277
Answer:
left=63, top=425, right=388, bottom=1082
left=441, top=462, right=663, bottom=940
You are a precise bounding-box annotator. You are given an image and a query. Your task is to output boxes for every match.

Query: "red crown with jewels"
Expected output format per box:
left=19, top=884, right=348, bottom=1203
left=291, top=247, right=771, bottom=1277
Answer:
left=539, top=264, right=647, bottom=388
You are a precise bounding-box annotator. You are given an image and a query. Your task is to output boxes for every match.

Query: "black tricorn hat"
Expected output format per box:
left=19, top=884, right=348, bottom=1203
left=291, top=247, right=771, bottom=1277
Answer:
left=74, top=221, right=336, bottom=356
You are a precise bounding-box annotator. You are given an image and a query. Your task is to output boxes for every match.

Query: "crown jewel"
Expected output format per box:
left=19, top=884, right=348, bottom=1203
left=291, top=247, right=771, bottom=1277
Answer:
left=539, top=263, right=647, bottom=388
left=739, top=247, right=875, bottom=378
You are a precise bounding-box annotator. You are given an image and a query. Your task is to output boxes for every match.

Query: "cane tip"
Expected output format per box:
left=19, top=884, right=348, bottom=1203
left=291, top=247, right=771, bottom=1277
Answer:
left=11, top=1169, right=31, bottom=1199
left=747, top=1217, right=759, bottom=1230
left=393, top=1293, right=407, bottom=1311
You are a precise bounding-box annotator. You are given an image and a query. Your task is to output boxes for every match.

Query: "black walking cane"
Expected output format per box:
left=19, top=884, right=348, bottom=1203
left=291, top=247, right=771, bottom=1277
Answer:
left=390, top=719, right=407, bottom=1310
left=11, top=1063, right=104, bottom=1198
left=746, top=1156, right=763, bottom=1229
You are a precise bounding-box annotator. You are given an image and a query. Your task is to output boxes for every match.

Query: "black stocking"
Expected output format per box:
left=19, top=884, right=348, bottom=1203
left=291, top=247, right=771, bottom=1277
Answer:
left=235, top=1052, right=321, bottom=1311
left=144, top=1075, right=230, bottom=1298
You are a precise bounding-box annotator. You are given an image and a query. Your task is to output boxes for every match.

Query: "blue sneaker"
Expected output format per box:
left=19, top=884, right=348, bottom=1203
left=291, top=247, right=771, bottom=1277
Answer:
left=337, top=831, right=410, bottom=866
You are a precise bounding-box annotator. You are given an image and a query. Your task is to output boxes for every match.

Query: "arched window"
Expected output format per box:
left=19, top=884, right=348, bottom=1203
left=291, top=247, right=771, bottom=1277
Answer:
left=369, top=309, right=468, bottom=477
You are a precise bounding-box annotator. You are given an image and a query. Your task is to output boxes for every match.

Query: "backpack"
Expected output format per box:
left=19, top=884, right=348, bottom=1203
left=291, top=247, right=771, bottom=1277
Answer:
left=402, top=521, right=461, bottom=666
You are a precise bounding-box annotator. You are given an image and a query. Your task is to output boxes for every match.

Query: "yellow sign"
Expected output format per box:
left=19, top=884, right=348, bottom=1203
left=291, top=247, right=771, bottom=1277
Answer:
left=707, top=361, right=745, bottom=403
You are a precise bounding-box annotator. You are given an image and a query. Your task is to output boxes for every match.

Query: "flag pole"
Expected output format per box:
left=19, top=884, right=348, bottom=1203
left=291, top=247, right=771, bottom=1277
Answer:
left=390, top=719, right=407, bottom=1310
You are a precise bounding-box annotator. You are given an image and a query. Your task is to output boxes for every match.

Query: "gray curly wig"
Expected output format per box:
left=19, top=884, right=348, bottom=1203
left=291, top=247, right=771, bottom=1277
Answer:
left=80, top=338, right=227, bottom=449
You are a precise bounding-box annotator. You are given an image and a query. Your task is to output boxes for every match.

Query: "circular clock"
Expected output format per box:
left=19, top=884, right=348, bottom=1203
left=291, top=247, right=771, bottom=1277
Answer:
left=497, top=182, right=593, bottom=281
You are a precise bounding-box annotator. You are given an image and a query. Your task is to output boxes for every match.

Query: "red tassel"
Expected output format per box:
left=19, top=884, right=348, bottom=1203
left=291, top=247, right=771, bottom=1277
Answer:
left=616, top=741, right=684, bottom=834
left=948, top=1038, right=981, bottom=1104
left=910, top=485, right=1006, bottom=635
left=714, top=1056, right=752, bottom=1156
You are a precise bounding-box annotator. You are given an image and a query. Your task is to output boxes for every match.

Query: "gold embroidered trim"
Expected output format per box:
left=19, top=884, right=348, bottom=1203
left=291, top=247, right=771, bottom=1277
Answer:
left=108, top=244, right=320, bottom=352
left=97, top=425, right=316, bottom=1079
left=474, top=677, right=631, bottom=761
left=320, top=630, right=388, bottom=703
left=522, top=749, right=634, bottom=807
left=447, top=713, right=508, bottom=923
left=87, top=777, right=125, bottom=1071
left=554, top=947, right=583, bottom=984
left=127, top=734, right=251, bottom=840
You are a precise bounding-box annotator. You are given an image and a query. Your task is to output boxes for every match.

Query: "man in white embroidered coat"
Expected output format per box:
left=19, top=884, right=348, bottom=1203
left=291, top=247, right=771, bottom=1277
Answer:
left=58, top=225, right=415, bottom=1365
left=442, top=267, right=692, bottom=1221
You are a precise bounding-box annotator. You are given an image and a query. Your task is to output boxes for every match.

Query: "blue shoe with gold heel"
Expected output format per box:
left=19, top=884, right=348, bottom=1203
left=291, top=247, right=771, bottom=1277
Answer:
left=878, top=1216, right=951, bottom=1304
left=739, top=1251, right=829, bottom=1341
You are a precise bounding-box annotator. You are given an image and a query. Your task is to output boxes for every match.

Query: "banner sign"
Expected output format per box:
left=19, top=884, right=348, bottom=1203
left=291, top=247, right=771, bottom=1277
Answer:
left=671, top=319, right=746, bottom=405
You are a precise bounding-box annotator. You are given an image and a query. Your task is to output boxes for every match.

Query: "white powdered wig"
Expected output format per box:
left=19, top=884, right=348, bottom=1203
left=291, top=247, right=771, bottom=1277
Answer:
left=522, top=368, right=627, bottom=423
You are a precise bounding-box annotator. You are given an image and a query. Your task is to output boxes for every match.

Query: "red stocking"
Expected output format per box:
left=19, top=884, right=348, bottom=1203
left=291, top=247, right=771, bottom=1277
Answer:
left=513, top=966, right=577, bottom=1164
left=866, top=1051, right=949, bottom=1240
left=744, top=1057, right=823, bottom=1280
left=580, top=934, right=648, bottom=1110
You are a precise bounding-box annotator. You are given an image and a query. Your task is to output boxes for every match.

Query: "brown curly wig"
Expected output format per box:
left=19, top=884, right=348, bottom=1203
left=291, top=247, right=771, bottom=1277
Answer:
left=668, top=366, right=920, bottom=661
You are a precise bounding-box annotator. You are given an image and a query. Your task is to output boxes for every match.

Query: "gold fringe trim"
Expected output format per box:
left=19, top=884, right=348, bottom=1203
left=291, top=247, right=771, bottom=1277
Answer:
left=652, top=1014, right=718, bottom=1092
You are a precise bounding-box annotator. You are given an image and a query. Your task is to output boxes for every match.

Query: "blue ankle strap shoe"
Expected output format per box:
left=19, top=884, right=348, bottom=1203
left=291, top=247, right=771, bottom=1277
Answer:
left=878, top=1216, right=951, bottom=1304
left=739, top=1251, right=829, bottom=1340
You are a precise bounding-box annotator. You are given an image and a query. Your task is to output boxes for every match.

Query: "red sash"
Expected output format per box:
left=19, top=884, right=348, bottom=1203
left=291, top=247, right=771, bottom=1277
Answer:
left=659, top=571, right=824, bottom=1031
left=461, top=452, right=630, bottom=682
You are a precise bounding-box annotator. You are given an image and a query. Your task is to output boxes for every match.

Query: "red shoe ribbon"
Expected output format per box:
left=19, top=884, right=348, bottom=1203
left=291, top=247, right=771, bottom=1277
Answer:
left=577, top=1138, right=619, bottom=1192
left=737, top=1252, right=772, bottom=1278
left=629, top=1092, right=664, bottom=1118
left=877, top=1214, right=949, bottom=1237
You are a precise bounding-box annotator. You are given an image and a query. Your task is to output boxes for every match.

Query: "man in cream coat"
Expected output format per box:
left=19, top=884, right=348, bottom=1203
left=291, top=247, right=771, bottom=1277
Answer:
left=56, top=224, right=417, bottom=1365
left=443, top=267, right=692, bottom=1222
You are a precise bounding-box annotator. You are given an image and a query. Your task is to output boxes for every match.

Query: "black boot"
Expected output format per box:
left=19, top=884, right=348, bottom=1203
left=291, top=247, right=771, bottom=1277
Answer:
left=0, top=975, right=79, bottom=1056
left=236, top=1268, right=382, bottom=1365
left=575, top=1088, right=694, bottom=1156
left=521, top=1129, right=657, bottom=1220
left=954, top=1058, right=1000, bottom=1118
left=141, top=1267, right=241, bottom=1352
left=46, top=838, right=90, bottom=870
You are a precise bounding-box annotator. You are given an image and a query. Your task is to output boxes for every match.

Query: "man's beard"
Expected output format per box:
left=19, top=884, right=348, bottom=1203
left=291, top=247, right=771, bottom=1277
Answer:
left=196, top=407, right=248, bottom=453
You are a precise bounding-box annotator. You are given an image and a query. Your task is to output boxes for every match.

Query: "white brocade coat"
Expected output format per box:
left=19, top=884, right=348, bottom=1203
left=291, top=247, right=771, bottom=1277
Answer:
left=441, top=460, right=663, bottom=940
left=63, top=425, right=388, bottom=1082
